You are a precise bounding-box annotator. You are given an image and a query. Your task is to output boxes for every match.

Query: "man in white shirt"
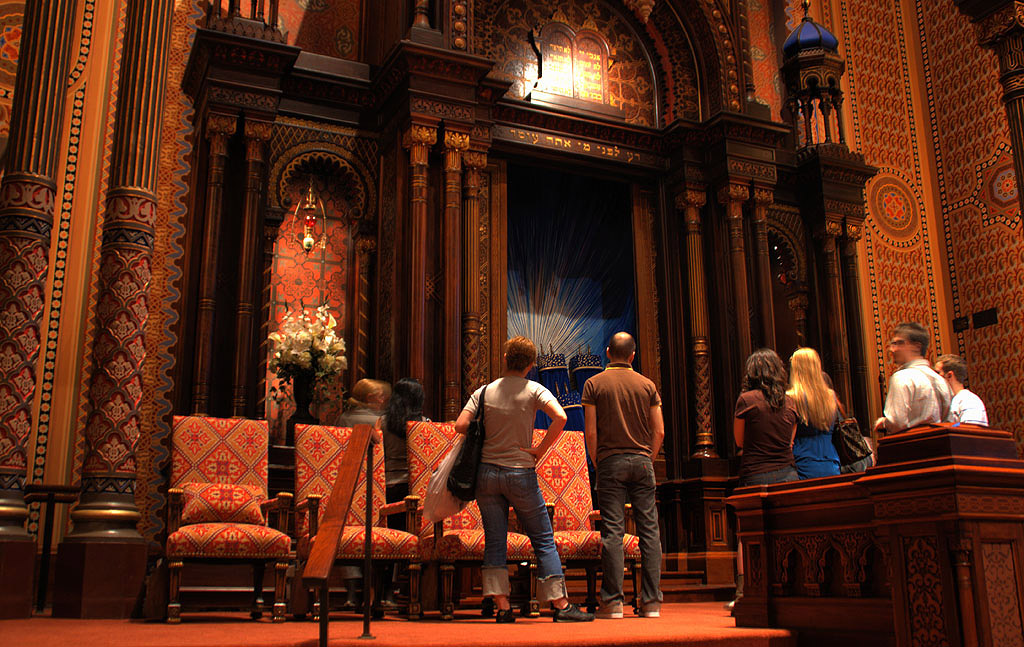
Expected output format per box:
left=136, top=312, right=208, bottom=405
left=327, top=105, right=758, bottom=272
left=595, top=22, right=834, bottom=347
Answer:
left=935, top=354, right=989, bottom=426
left=873, top=322, right=952, bottom=435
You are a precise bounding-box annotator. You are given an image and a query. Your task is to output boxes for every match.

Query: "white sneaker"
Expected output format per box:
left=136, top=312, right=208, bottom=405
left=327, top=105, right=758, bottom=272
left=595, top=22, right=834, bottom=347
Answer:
left=596, top=601, right=623, bottom=619
left=641, top=602, right=661, bottom=618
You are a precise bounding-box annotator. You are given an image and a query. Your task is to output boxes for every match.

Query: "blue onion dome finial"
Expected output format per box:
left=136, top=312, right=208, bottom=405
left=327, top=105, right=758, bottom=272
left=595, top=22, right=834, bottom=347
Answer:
left=783, top=0, right=840, bottom=58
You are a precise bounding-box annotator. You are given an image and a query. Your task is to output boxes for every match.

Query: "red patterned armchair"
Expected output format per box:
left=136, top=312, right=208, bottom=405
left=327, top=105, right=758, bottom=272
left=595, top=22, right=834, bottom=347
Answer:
left=166, top=416, right=292, bottom=623
left=407, top=421, right=537, bottom=619
left=292, top=424, right=421, bottom=619
left=533, top=430, right=641, bottom=613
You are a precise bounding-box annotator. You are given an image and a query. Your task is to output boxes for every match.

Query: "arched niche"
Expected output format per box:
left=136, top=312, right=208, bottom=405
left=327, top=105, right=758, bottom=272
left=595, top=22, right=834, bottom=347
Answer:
left=263, top=146, right=377, bottom=437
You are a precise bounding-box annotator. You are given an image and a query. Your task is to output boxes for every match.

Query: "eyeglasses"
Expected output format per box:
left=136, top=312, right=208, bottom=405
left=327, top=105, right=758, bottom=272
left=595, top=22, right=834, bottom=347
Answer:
left=888, top=338, right=908, bottom=347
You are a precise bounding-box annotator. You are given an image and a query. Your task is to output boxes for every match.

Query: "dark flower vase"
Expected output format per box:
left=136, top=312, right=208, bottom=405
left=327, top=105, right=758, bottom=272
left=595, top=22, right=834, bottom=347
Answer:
left=286, top=372, right=318, bottom=446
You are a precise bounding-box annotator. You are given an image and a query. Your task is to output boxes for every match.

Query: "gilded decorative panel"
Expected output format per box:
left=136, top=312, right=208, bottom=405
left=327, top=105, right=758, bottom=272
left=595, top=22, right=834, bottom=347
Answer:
left=472, top=0, right=674, bottom=126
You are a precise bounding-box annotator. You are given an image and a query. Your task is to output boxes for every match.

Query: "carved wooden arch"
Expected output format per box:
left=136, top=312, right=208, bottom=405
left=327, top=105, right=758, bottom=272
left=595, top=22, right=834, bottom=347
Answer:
left=267, top=142, right=378, bottom=229
left=767, top=204, right=807, bottom=284
left=473, top=0, right=689, bottom=124
left=656, top=0, right=741, bottom=116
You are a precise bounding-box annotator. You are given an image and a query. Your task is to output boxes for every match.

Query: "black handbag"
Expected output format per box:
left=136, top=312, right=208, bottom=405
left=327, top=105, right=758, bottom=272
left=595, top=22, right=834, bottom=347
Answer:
left=447, top=386, right=486, bottom=501
left=832, top=416, right=872, bottom=465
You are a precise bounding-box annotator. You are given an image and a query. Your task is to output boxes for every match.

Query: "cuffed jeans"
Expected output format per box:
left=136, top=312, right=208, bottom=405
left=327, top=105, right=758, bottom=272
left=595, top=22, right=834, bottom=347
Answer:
left=596, top=453, right=662, bottom=606
left=476, top=463, right=567, bottom=602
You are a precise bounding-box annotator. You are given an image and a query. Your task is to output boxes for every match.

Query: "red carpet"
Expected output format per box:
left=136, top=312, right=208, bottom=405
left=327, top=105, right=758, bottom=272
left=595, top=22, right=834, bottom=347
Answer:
left=0, top=603, right=793, bottom=647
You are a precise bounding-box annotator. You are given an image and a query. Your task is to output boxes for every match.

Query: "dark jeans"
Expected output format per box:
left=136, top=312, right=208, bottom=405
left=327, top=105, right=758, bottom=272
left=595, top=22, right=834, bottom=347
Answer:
left=476, top=463, right=566, bottom=601
left=840, top=454, right=874, bottom=474
left=738, top=465, right=799, bottom=487
left=385, top=482, right=409, bottom=532
left=596, top=453, right=662, bottom=606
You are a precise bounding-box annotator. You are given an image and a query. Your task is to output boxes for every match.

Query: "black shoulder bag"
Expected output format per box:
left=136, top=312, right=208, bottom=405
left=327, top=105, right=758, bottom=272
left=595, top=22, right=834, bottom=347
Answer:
left=447, top=386, right=486, bottom=501
left=831, top=398, right=872, bottom=466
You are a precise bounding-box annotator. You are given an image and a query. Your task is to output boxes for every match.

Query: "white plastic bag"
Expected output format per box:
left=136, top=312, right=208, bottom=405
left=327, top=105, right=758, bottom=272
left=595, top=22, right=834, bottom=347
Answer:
left=423, top=436, right=469, bottom=523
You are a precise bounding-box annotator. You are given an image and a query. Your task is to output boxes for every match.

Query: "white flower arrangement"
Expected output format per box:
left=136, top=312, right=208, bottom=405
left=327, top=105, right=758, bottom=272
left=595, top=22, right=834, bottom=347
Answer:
left=267, top=304, right=348, bottom=384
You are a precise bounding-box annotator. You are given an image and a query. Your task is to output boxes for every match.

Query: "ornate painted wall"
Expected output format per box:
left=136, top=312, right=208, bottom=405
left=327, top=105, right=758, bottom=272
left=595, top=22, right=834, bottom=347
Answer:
left=915, top=0, right=1024, bottom=455
left=809, top=0, right=1023, bottom=453
left=216, top=0, right=363, bottom=60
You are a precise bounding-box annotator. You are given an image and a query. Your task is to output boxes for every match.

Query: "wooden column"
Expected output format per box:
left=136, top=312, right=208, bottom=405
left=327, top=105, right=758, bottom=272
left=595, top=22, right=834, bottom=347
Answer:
left=751, top=187, right=775, bottom=350
left=841, top=222, right=870, bottom=423
left=350, top=237, right=376, bottom=386
left=678, top=189, right=717, bottom=459
left=442, top=131, right=469, bottom=420
left=461, top=150, right=487, bottom=402
left=231, top=119, right=272, bottom=417
left=817, top=220, right=852, bottom=409
left=718, top=183, right=753, bottom=361
left=191, top=114, right=236, bottom=414
left=0, top=0, right=77, bottom=616
left=57, top=0, right=174, bottom=618
left=402, top=124, right=437, bottom=382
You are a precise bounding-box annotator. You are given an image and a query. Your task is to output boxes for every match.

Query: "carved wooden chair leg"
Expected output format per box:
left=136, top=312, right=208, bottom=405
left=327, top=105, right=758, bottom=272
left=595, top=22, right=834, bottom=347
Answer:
left=273, top=561, right=287, bottom=622
left=372, top=566, right=387, bottom=619
left=440, top=563, right=455, bottom=620
left=407, top=562, right=421, bottom=620
left=291, top=560, right=309, bottom=619
left=166, top=559, right=183, bottom=623
left=527, top=561, right=539, bottom=617
left=631, top=560, right=640, bottom=614
left=585, top=564, right=598, bottom=613
left=251, top=561, right=266, bottom=619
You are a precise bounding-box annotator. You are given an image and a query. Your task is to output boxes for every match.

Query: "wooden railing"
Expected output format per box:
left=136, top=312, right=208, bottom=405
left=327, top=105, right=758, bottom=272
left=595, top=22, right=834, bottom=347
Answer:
left=301, top=423, right=375, bottom=645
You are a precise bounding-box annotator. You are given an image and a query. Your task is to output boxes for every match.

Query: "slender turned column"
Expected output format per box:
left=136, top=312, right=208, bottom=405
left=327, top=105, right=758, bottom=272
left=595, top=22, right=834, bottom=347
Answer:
left=817, top=220, right=852, bottom=409
left=718, top=183, right=752, bottom=361
left=351, top=238, right=376, bottom=384
left=0, top=0, right=78, bottom=541
left=461, top=150, right=487, bottom=403
left=751, top=187, right=776, bottom=350
left=231, top=120, right=272, bottom=417
left=71, top=0, right=174, bottom=544
left=841, top=222, right=869, bottom=423
left=442, top=131, right=469, bottom=420
left=191, top=114, right=236, bottom=414
left=402, top=124, right=437, bottom=382
left=677, top=189, right=717, bottom=459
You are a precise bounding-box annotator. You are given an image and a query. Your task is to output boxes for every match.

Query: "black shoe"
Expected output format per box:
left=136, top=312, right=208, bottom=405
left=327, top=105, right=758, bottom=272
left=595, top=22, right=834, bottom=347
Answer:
left=496, top=608, right=516, bottom=623
left=553, top=603, right=595, bottom=622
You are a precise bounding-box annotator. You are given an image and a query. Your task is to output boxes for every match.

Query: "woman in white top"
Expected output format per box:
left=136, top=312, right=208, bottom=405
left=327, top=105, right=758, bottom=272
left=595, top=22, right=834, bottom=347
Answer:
left=455, top=336, right=594, bottom=623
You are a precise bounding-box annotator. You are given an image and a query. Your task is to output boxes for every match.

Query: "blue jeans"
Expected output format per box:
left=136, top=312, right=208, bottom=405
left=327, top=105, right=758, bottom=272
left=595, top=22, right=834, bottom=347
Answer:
left=738, top=465, right=799, bottom=487
left=476, top=463, right=566, bottom=602
left=840, top=454, right=874, bottom=474
left=597, top=453, right=662, bottom=606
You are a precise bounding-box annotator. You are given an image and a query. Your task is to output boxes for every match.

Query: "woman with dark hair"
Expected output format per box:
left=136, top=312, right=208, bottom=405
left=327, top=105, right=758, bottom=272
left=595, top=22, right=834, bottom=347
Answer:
left=380, top=377, right=428, bottom=526
left=734, top=348, right=798, bottom=486
left=728, top=348, right=799, bottom=613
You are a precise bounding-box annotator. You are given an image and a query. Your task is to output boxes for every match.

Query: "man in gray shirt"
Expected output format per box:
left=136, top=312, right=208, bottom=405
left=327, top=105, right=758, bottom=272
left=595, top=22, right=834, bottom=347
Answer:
left=873, top=322, right=951, bottom=435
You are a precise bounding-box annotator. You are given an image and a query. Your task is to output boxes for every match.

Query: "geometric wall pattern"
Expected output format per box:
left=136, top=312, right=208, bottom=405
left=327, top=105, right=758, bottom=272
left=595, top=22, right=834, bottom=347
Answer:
left=916, top=0, right=1024, bottom=456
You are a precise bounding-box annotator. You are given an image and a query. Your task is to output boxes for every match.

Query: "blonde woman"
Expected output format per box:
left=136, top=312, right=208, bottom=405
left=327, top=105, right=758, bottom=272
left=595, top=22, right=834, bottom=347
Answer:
left=787, top=348, right=841, bottom=479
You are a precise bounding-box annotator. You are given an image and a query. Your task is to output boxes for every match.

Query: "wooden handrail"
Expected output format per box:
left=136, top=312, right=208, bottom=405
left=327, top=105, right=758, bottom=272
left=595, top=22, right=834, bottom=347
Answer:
left=302, top=423, right=374, bottom=588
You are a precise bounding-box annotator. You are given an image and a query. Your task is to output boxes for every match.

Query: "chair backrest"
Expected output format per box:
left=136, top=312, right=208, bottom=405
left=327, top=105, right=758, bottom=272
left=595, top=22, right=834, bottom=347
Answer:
left=170, top=416, right=269, bottom=494
left=533, top=429, right=593, bottom=531
left=294, top=424, right=385, bottom=538
left=406, top=421, right=484, bottom=533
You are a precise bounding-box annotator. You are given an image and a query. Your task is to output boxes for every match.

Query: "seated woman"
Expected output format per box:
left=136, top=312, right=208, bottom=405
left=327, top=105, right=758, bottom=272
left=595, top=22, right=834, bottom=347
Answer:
left=455, top=336, right=594, bottom=623
left=787, top=348, right=841, bottom=480
left=734, top=348, right=798, bottom=486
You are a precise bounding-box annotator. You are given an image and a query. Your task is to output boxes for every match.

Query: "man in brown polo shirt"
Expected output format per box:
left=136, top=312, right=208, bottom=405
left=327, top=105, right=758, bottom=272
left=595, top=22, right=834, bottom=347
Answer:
left=582, top=332, right=664, bottom=619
